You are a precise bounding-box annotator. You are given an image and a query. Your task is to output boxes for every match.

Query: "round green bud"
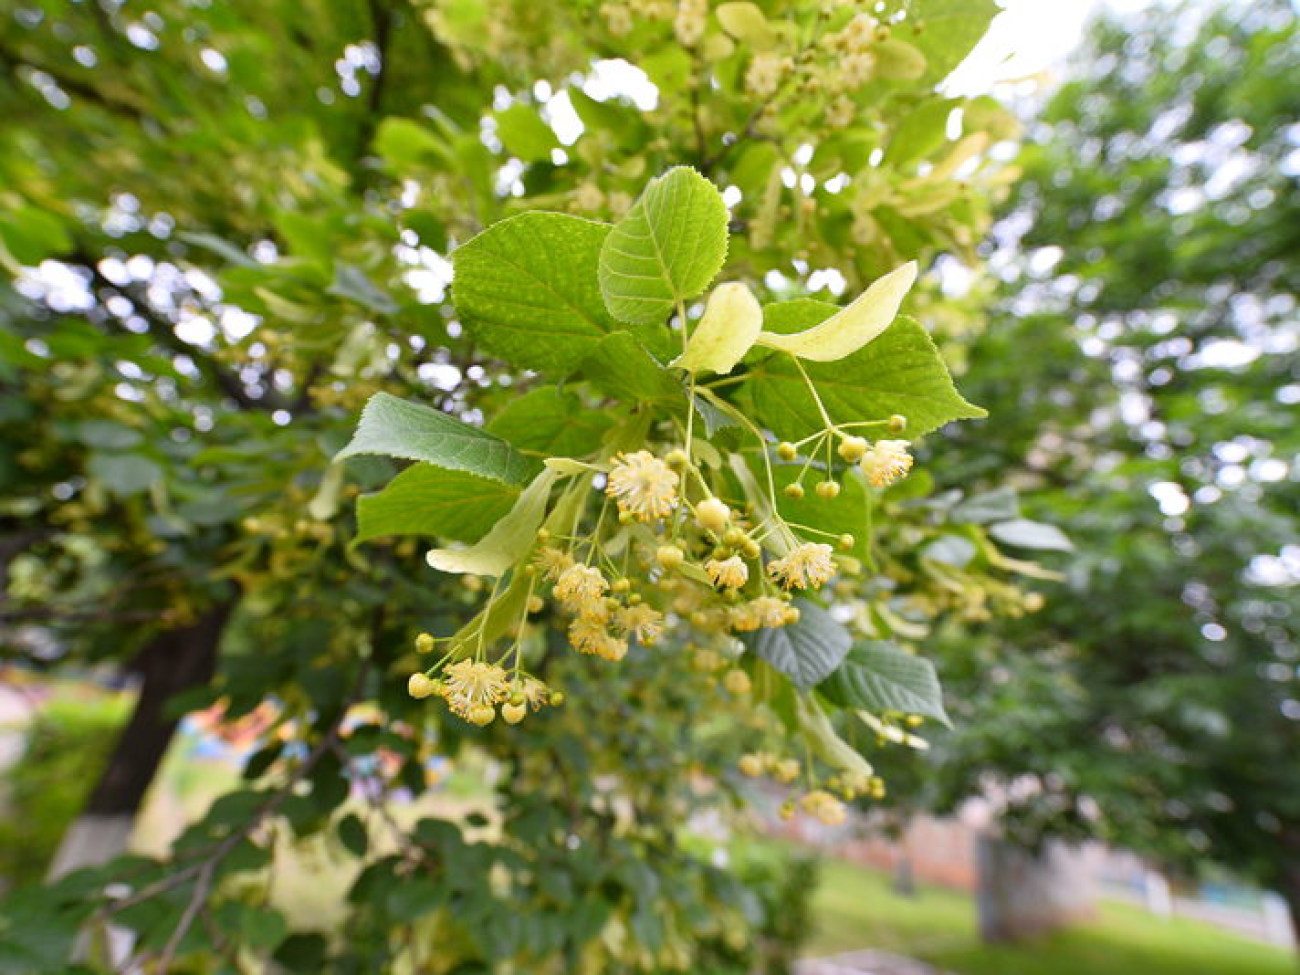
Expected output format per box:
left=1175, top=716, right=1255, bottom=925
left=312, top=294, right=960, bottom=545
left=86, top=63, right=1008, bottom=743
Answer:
left=656, top=544, right=685, bottom=571
left=837, top=436, right=868, bottom=462
left=776, top=442, right=798, bottom=461
left=502, top=702, right=527, bottom=725
left=783, top=482, right=805, bottom=500
left=816, top=480, right=841, bottom=500
left=888, top=414, right=907, bottom=433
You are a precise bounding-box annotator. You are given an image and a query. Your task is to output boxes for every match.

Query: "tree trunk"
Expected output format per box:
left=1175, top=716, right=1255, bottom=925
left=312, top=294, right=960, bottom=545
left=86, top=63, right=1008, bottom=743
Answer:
left=976, top=834, right=1095, bottom=944
left=47, top=603, right=233, bottom=879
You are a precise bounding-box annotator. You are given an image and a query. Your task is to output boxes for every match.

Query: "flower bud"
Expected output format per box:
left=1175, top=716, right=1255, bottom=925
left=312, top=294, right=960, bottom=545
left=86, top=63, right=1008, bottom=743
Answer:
left=723, top=669, right=752, bottom=695
left=738, top=753, right=765, bottom=777
left=837, top=436, right=868, bottom=462
left=407, top=673, right=436, bottom=699
left=656, top=544, right=685, bottom=571
left=816, top=480, right=841, bottom=499
left=695, top=498, right=731, bottom=534
left=467, top=704, right=496, bottom=726
left=502, top=702, right=527, bottom=725
left=783, top=482, right=805, bottom=500
left=414, top=632, right=436, bottom=654
left=777, top=442, right=798, bottom=461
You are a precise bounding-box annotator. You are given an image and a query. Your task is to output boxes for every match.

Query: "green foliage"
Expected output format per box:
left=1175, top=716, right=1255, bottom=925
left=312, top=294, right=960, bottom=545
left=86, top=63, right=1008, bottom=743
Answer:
left=0, top=695, right=127, bottom=890
left=892, top=0, right=1300, bottom=916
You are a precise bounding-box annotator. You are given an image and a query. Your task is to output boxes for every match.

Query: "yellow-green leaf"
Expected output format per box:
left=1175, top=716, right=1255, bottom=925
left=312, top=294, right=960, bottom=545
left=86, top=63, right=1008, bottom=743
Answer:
left=715, top=2, right=777, bottom=50
left=755, top=261, right=917, bottom=362
left=425, top=468, right=558, bottom=577
left=672, top=282, right=762, bottom=375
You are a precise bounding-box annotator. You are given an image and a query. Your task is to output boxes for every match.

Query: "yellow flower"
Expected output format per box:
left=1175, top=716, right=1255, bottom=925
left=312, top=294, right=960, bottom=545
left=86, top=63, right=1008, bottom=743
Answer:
left=535, top=546, right=575, bottom=582
left=767, top=543, right=836, bottom=590
left=729, top=596, right=793, bottom=632
left=569, top=617, right=629, bottom=661
left=512, top=676, right=552, bottom=710
left=706, top=555, right=749, bottom=590
left=605, top=450, right=679, bottom=521
left=800, top=789, right=847, bottom=826
left=722, top=669, right=752, bottom=695
left=859, top=439, right=913, bottom=488
left=553, top=564, right=609, bottom=609
left=440, top=660, right=510, bottom=720
left=738, top=754, right=765, bottom=777
left=615, top=603, right=665, bottom=646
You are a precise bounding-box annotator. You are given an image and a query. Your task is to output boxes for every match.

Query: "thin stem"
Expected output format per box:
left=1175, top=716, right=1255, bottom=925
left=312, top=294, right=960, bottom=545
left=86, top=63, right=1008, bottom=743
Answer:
left=790, top=355, right=834, bottom=430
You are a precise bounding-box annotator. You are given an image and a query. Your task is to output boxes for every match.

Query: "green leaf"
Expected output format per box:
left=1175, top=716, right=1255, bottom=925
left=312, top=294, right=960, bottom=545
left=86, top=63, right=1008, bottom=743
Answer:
left=739, top=599, right=852, bottom=689
left=579, top=332, right=684, bottom=404
left=486, top=387, right=613, bottom=457
left=425, top=468, right=559, bottom=577
left=922, top=534, right=977, bottom=567
left=337, top=813, right=369, bottom=858
left=336, top=392, right=539, bottom=486
left=755, top=262, right=917, bottom=362
left=328, top=264, right=398, bottom=315
left=885, top=98, right=960, bottom=167
left=373, top=117, right=449, bottom=168
left=240, top=905, right=287, bottom=949
left=598, top=167, right=729, bottom=324
left=910, top=0, right=1000, bottom=84
left=87, top=452, right=163, bottom=496
left=693, top=392, right=742, bottom=437
left=179, top=231, right=258, bottom=268
left=494, top=103, right=559, bottom=162
left=951, top=486, right=1020, bottom=524
left=742, top=308, right=985, bottom=441
left=871, top=39, right=927, bottom=80
left=673, top=282, right=762, bottom=375
left=386, top=878, right=446, bottom=922
left=819, top=642, right=951, bottom=726
left=72, top=419, right=143, bottom=450
left=767, top=461, right=870, bottom=563
left=454, top=212, right=663, bottom=373
left=797, top=695, right=874, bottom=779
left=988, top=518, right=1073, bottom=552
left=715, top=2, right=777, bottom=49
left=0, top=206, right=72, bottom=265
left=356, top=465, right=518, bottom=544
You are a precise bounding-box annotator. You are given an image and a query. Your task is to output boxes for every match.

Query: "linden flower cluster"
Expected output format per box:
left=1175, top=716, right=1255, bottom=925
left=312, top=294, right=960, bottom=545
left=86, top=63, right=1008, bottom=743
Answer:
left=407, top=634, right=563, bottom=727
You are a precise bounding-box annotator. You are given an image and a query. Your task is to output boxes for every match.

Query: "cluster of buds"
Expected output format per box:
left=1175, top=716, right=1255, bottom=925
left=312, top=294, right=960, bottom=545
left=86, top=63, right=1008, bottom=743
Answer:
left=407, top=634, right=563, bottom=726
left=776, top=420, right=913, bottom=501
left=738, top=751, right=801, bottom=784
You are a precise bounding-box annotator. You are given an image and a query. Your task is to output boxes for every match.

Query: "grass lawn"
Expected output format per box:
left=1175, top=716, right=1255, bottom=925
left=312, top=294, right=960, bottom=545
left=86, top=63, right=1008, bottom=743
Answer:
left=807, top=855, right=1296, bottom=975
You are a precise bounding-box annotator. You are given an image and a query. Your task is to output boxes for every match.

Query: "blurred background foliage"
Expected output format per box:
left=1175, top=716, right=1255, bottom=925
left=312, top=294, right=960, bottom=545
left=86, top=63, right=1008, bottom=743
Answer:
left=0, top=0, right=1296, bottom=970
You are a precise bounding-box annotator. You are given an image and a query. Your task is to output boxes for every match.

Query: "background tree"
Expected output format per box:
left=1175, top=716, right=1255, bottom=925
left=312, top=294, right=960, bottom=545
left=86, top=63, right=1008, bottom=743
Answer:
left=890, top=0, right=1300, bottom=941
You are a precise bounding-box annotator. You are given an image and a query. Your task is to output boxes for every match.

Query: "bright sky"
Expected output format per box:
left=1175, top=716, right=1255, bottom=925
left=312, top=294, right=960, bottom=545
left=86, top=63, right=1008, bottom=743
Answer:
left=945, top=0, right=1150, bottom=96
